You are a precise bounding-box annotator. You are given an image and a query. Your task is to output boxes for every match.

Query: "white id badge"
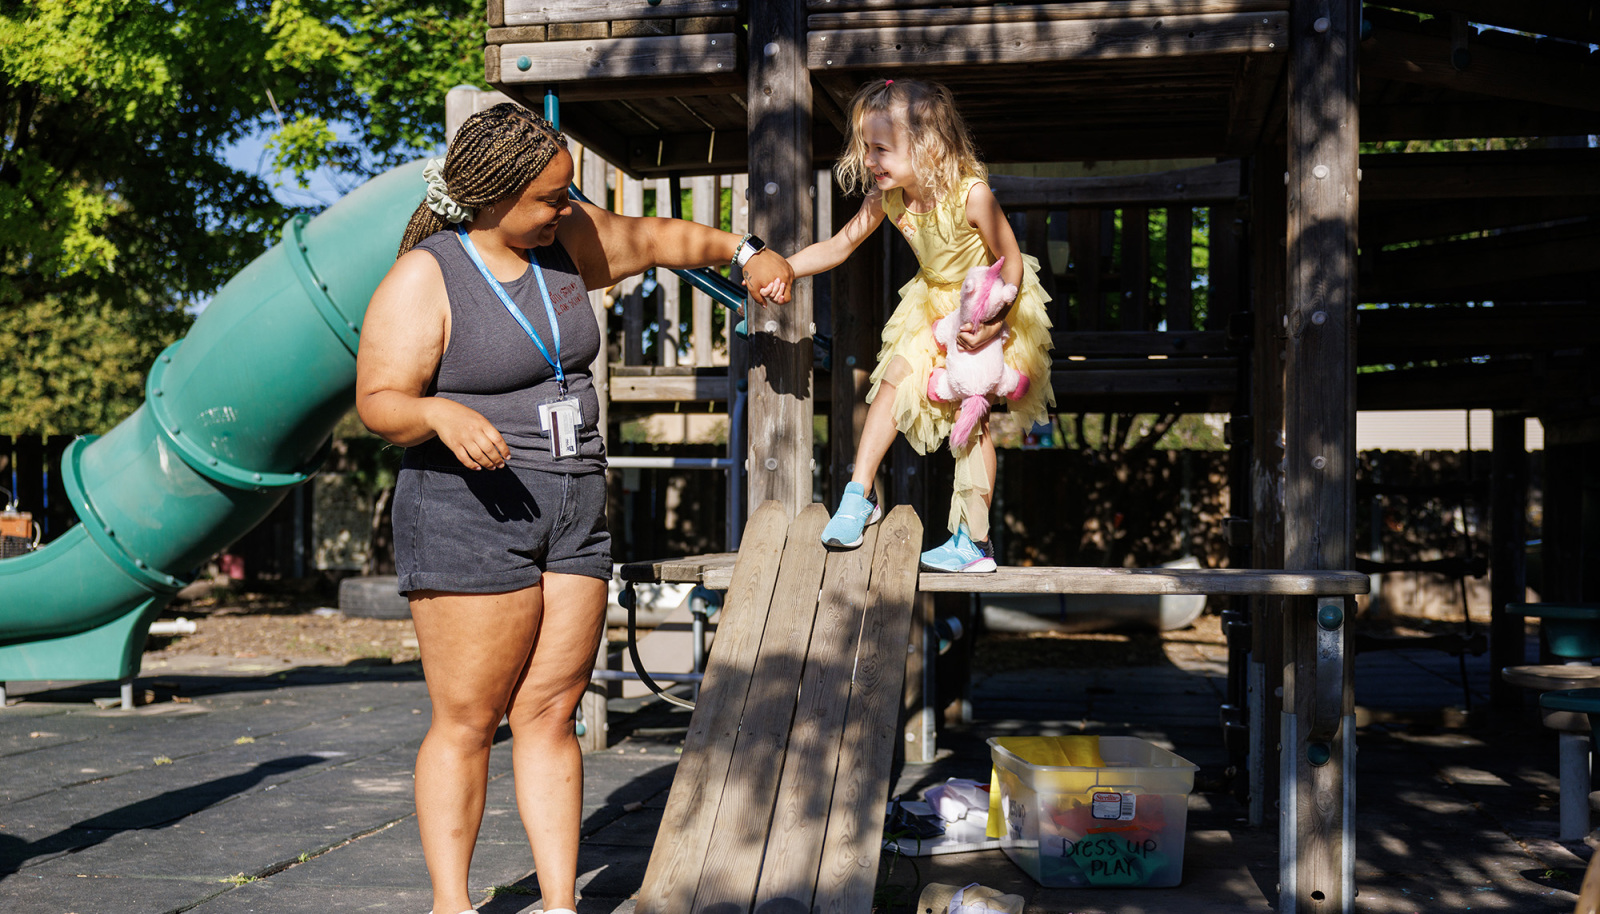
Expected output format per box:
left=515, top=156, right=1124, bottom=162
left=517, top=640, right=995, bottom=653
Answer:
left=537, top=397, right=583, bottom=458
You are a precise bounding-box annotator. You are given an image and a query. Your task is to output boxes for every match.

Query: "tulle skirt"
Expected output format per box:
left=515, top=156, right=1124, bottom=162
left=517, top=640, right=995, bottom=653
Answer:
left=866, top=254, right=1055, bottom=538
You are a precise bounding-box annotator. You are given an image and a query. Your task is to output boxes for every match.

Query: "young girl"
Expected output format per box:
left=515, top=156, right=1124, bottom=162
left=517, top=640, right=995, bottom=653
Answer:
left=774, top=78, right=1054, bottom=572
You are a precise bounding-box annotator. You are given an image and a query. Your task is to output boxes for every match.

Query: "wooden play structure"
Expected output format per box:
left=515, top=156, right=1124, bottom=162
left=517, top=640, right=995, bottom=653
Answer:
left=474, top=1, right=1600, bottom=911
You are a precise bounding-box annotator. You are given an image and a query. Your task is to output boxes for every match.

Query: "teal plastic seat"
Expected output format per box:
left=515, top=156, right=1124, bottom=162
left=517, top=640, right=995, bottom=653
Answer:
left=1507, top=603, right=1600, bottom=660
left=1508, top=605, right=1600, bottom=843
left=1540, top=688, right=1600, bottom=721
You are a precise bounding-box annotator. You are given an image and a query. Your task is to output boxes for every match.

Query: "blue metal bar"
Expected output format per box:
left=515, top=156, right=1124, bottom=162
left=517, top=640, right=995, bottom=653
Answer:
left=607, top=456, right=734, bottom=471
left=543, top=88, right=559, bottom=130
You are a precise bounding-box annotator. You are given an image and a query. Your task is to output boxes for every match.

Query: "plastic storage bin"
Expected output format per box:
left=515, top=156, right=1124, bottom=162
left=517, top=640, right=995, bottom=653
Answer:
left=989, top=735, right=1199, bottom=887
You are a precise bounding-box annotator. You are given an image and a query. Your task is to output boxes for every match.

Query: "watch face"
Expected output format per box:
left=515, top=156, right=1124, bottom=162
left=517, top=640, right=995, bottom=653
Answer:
left=747, top=235, right=765, bottom=252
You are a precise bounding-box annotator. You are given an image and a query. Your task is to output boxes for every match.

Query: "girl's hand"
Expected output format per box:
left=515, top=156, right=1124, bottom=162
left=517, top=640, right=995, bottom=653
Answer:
left=957, top=320, right=1004, bottom=351
left=759, top=277, right=789, bottom=302
left=428, top=399, right=510, bottom=470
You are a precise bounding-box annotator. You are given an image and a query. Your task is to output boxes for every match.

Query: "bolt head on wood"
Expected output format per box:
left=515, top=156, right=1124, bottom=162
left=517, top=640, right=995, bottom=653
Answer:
left=1318, top=603, right=1343, bottom=631
left=1307, top=741, right=1332, bottom=766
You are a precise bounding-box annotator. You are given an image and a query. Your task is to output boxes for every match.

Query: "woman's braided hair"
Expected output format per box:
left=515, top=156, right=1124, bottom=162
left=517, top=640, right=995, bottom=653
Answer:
left=398, top=102, right=567, bottom=257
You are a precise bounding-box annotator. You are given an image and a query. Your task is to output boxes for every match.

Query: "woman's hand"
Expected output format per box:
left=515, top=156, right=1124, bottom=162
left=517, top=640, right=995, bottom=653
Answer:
left=427, top=398, right=510, bottom=470
left=956, top=319, right=1005, bottom=351
left=741, top=248, right=794, bottom=306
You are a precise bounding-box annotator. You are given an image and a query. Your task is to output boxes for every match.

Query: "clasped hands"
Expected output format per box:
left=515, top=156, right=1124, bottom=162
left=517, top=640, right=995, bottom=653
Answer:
left=741, top=248, right=794, bottom=307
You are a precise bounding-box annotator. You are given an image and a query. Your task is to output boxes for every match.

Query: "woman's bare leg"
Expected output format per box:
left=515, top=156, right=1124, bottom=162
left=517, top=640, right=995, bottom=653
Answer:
left=411, top=587, right=544, bottom=914
left=503, top=572, right=607, bottom=911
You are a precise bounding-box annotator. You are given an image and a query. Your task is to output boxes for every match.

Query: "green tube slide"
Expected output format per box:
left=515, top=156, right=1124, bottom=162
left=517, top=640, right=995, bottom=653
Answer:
left=0, top=160, right=427, bottom=684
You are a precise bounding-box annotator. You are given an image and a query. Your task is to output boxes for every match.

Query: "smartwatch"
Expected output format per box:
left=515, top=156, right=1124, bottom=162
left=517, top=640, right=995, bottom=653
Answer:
left=733, top=233, right=766, bottom=268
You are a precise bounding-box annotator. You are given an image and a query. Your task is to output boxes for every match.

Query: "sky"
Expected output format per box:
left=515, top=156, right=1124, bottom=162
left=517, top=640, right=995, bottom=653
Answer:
left=220, top=124, right=379, bottom=211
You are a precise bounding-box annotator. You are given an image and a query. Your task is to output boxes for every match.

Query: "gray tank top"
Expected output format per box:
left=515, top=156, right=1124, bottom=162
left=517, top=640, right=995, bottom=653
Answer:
left=413, top=231, right=606, bottom=473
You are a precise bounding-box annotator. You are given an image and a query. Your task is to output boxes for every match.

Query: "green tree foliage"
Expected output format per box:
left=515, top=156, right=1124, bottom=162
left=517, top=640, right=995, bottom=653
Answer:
left=0, top=0, right=486, bottom=435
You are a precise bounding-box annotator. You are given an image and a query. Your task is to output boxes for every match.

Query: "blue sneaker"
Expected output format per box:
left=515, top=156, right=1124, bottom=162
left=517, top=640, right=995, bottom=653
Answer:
left=919, top=525, right=997, bottom=573
left=821, top=482, right=882, bottom=549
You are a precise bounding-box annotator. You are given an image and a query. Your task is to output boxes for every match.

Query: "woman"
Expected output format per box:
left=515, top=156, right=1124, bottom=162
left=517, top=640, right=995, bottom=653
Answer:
left=356, top=103, right=792, bottom=914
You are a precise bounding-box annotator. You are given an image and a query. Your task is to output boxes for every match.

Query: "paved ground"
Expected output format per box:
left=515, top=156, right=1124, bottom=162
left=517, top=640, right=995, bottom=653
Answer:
left=0, top=633, right=1589, bottom=913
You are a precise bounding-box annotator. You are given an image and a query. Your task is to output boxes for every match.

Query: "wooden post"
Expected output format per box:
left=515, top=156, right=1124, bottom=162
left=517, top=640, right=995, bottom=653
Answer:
left=1489, top=412, right=1528, bottom=714
left=578, top=635, right=610, bottom=752
left=443, top=86, right=513, bottom=144
left=902, top=590, right=937, bottom=764
left=1249, top=148, right=1289, bottom=829
left=1283, top=0, right=1359, bottom=910
left=690, top=176, right=716, bottom=366
left=1541, top=421, right=1600, bottom=604
left=1542, top=432, right=1580, bottom=604
left=619, top=174, right=647, bottom=366
left=1068, top=209, right=1101, bottom=331
left=727, top=173, right=751, bottom=546
left=746, top=0, right=814, bottom=520
left=654, top=178, right=681, bottom=368
left=1208, top=203, right=1242, bottom=330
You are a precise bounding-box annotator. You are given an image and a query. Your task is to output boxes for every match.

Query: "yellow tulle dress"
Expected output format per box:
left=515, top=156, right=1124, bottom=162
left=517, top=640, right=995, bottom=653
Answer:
left=869, top=176, right=1055, bottom=541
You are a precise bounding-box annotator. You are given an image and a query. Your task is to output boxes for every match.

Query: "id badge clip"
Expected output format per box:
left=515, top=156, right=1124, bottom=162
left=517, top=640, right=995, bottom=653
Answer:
left=538, top=397, right=583, bottom=458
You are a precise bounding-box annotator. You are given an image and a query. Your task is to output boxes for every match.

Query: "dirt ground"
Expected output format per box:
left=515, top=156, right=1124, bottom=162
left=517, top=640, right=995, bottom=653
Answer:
left=145, top=581, right=422, bottom=667
left=144, top=580, right=1233, bottom=670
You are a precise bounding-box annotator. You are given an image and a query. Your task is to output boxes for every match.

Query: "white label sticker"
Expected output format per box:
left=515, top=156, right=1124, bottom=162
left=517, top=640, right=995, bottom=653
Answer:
left=1091, top=791, right=1136, bottom=821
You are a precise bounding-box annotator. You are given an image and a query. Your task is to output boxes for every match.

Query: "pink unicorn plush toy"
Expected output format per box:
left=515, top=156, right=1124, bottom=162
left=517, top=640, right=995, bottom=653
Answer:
left=927, top=256, right=1030, bottom=449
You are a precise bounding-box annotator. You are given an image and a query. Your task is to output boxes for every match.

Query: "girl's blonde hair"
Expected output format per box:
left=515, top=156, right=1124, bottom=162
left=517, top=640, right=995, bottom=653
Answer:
left=834, top=78, right=985, bottom=205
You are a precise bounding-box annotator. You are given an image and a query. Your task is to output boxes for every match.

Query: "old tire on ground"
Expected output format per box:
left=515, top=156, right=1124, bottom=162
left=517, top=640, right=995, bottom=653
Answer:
left=338, top=575, right=412, bottom=619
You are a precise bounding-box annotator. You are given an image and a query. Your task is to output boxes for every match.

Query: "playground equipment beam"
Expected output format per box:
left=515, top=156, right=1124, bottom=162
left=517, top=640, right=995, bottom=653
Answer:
left=1283, top=0, right=1359, bottom=909
left=1249, top=146, right=1290, bottom=828
left=745, top=0, right=815, bottom=520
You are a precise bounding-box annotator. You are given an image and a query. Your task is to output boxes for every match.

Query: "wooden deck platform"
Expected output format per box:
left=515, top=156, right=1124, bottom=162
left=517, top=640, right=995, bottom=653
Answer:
left=620, top=550, right=1369, bottom=597
left=485, top=1, right=1600, bottom=178
left=633, top=500, right=923, bottom=914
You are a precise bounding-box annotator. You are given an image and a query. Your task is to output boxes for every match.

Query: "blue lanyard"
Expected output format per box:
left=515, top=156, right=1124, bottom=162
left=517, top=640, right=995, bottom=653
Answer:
left=455, top=227, right=566, bottom=395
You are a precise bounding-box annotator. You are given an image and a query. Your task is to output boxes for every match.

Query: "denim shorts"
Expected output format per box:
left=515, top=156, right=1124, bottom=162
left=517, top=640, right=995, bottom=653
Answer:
left=393, top=451, right=612, bottom=595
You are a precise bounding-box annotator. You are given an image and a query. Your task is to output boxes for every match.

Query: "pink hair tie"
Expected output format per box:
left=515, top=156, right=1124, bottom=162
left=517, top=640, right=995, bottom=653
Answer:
left=885, top=79, right=893, bottom=85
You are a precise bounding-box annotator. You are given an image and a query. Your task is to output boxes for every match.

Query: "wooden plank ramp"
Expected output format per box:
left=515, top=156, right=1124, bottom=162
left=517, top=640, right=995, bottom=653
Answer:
left=634, top=501, right=923, bottom=914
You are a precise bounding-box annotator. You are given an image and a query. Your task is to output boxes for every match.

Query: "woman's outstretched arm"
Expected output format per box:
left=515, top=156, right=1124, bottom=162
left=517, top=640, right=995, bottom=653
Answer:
left=557, top=201, right=794, bottom=306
